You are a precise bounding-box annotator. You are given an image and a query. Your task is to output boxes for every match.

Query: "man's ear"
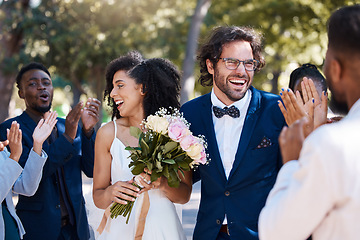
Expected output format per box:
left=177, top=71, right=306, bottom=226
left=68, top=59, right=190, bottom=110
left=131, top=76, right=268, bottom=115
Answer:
left=330, top=58, right=342, bottom=84
left=206, top=59, right=215, bottom=75
left=18, top=89, right=24, bottom=99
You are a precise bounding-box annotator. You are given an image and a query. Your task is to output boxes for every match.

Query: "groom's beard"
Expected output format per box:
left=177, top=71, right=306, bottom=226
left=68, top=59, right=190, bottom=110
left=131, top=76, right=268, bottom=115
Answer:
left=329, top=94, right=348, bottom=115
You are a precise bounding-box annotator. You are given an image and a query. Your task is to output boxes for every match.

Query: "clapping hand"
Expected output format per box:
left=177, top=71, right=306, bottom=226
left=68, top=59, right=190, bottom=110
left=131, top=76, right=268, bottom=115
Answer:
left=33, top=111, right=58, bottom=155
left=65, top=102, right=83, bottom=140
left=279, top=117, right=309, bottom=164
left=278, top=77, right=328, bottom=138
left=81, top=98, right=101, bottom=136
left=300, top=77, right=328, bottom=129
left=7, top=121, right=22, bottom=162
left=0, top=139, right=9, bottom=152
left=278, top=88, right=309, bottom=127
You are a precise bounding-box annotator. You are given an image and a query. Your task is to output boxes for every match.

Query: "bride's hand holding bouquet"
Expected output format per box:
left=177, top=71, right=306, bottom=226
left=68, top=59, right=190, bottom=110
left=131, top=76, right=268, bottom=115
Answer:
left=110, top=107, right=208, bottom=222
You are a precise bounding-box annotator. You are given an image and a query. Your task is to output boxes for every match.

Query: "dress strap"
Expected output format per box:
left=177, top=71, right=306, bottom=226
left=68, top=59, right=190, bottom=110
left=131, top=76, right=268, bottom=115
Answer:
left=113, top=120, right=117, bottom=141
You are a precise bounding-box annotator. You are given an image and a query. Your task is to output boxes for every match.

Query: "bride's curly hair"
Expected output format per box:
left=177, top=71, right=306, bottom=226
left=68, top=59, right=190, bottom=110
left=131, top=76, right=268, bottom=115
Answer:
left=129, top=58, right=181, bottom=118
left=104, top=51, right=144, bottom=119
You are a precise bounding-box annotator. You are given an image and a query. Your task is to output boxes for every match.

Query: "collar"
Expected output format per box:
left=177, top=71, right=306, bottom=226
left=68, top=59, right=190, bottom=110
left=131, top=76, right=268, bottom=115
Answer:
left=25, top=109, right=44, bottom=123
left=210, top=88, right=252, bottom=112
left=348, top=98, right=360, bottom=116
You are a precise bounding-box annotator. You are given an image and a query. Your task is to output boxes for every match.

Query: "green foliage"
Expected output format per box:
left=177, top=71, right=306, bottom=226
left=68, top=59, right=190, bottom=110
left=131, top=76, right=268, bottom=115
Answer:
left=127, top=129, right=193, bottom=188
left=201, top=0, right=356, bottom=92
left=1, top=0, right=357, bottom=113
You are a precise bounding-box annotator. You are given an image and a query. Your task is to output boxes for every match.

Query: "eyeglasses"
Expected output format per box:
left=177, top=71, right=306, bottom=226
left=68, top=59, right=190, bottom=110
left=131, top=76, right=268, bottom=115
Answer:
left=219, top=58, right=259, bottom=71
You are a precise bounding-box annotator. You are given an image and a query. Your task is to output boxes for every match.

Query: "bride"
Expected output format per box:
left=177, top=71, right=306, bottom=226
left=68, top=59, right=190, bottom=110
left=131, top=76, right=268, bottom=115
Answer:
left=93, top=51, right=192, bottom=240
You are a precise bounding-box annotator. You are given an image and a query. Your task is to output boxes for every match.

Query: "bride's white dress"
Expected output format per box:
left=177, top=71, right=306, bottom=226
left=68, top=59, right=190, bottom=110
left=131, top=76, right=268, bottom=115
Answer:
left=97, top=121, right=186, bottom=240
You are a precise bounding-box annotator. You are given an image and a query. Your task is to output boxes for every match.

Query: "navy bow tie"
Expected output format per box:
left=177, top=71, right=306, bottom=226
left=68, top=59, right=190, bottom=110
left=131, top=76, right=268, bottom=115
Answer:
left=213, top=105, right=240, bottom=118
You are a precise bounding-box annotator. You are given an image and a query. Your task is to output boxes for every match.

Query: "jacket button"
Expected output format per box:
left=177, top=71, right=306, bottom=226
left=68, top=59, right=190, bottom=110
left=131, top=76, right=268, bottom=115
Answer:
left=216, top=219, right=221, bottom=225
left=225, top=191, right=230, bottom=196
left=56, top=204, right=60, bottom=209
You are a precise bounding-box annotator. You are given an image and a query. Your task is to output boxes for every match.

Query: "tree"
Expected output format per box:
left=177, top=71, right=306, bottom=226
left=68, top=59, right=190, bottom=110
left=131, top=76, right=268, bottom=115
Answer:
left=0, top=0, right=30, bottom=122
left=180, top=0, right=212, bottom=105
left=202, top=0, right=355, bottom=93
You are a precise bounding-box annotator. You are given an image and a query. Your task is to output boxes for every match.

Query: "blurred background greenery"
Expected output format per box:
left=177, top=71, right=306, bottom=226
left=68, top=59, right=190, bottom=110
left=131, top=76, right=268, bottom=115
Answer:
left=0, top=0, right=356, bottom=126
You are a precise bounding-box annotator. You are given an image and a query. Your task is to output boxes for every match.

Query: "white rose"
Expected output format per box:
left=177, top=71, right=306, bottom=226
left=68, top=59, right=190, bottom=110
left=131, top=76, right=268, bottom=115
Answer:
left=186, top=142, right=203, bottom=160
left=146, top=115, right=169, bottom=134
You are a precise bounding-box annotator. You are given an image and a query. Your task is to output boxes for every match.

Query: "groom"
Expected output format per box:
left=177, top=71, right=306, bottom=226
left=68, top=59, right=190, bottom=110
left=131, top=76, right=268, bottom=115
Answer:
left=181, top=26, right=285, bottom=239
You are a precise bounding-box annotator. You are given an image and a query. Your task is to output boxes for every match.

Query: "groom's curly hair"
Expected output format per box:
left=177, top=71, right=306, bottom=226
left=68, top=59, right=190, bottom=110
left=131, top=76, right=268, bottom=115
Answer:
left=104, top=51, right=144, bottom=120
left=129, top=58, right=181, bottom=118
left=197, top=25, right=265, bottom=87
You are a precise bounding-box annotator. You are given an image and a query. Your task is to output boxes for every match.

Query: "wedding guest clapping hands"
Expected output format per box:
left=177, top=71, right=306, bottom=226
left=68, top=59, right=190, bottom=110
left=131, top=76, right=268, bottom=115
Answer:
left=260, top=5, right=360, bottom=239
left=0, top=62, right=99, bottom=240
left=1, top=112, right=57, bottom=240
left=278, top=77, right=328, bottom=137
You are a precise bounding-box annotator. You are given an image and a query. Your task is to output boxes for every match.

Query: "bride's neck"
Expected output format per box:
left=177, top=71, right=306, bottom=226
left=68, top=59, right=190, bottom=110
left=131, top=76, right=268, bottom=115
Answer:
left=123, top=115, right=144, bottom=129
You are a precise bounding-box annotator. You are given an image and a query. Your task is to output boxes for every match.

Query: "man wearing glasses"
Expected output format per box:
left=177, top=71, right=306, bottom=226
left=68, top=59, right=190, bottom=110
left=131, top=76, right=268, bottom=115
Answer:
left=181, top=26, right=285, bottom=240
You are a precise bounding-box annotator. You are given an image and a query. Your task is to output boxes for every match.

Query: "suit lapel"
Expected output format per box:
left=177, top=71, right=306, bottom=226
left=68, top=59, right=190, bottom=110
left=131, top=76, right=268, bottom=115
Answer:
left=200, top=94, right=227, bottom=181
left=228, top=87, right=261, bottom=181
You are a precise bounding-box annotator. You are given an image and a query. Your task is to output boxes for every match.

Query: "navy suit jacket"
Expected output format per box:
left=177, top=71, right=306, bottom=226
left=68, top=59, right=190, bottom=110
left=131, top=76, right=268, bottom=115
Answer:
left=0, top=112, right=95, bottom=240
left=181, top=87, right=285, bottom=240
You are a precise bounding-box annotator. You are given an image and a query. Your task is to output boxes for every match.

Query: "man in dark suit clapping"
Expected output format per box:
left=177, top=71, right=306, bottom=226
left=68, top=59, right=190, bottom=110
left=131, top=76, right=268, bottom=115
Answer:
left=0, top=62, right=101, bottom=240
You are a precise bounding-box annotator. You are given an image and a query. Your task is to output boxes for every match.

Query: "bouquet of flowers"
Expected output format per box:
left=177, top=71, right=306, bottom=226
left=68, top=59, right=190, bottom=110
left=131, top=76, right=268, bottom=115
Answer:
left=110, top=107, right=207, bottom=223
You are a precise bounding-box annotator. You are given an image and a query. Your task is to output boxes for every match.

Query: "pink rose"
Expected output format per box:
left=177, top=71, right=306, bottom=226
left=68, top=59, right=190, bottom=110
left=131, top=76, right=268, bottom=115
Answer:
left=168, top=120, right=190, bottom=142
left=197, top=150, right=207, bottom=165
left=180, top=135, right=197, bottom=151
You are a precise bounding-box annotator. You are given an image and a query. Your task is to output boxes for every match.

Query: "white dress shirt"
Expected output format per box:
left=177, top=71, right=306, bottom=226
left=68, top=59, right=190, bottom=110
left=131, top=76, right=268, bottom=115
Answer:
left=211, top=89, right=251, bottom=224
left=259, top=98, right=360, bottom=240
left=211, top=88, right=251, bottom=178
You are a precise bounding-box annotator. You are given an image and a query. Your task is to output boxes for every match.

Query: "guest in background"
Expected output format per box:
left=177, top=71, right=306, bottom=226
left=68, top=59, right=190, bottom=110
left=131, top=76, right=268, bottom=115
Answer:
left=1, top=112, right=57, bottom=239
left=259, top=5, right=360, bottom=239
left=0, top=62, right=100, bottom=240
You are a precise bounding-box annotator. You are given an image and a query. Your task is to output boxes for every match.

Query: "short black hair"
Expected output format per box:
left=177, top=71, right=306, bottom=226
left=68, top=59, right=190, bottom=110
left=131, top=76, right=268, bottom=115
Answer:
left=328, top=5, right=360, bottom=58
left=289, top=63, right=327, bottom=92
left=129, top=58, right=181, bottom=118
left=104, top=51, right=144, bottom=119
left=16, top=62, right=51, bottom=89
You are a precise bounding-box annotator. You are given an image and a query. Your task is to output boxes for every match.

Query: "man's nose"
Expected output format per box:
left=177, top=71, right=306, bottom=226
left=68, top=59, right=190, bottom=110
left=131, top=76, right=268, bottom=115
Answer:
left=235, top=62, right=246, bottom=74
left=38, top=83, right=46, bottom=89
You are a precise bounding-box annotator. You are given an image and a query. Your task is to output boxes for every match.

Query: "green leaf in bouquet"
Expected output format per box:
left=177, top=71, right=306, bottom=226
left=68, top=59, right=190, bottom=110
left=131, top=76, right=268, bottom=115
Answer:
left=179, top=168, right=185, bottom=179
left=167, top=171, right=180, bottom=188
left=155, top=160, right=163, bottom=171
left=150, top=171, right=162, bottom=182
left=146, top=162, right=153, bottom=172
left=163, top=141, right=178, bottom=154
left=157, top=152, right=163, bottom=161
left=169, top=168, right=180, bottom=184
left=130, top=162, right=146, bottom=175
left=163, top=164, right=170, bottom=178
left=176, top=159, right=190, bottom=169
left=125, top=146, right=142, bottom=151
left=162, top=159, right=176, bottom=165
left=129, top=126, right=142, bottom=139
left=140, top=138, right=150, bottom=156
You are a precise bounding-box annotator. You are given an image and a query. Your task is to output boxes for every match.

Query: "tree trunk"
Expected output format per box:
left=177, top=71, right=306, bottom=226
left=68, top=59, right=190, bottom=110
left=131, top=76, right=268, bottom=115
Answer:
left=180, top=0, right=211, bottom=105
left=271, top=70, right=280, bottom=94
left=0, top=0, right=30, bottom=122
left=92, top=65, right=104, bottom=131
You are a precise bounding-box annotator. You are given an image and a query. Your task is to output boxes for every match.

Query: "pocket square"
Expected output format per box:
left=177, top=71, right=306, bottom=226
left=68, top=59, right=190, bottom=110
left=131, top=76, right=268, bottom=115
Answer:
left=255, top=136, right=272, bottom=149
